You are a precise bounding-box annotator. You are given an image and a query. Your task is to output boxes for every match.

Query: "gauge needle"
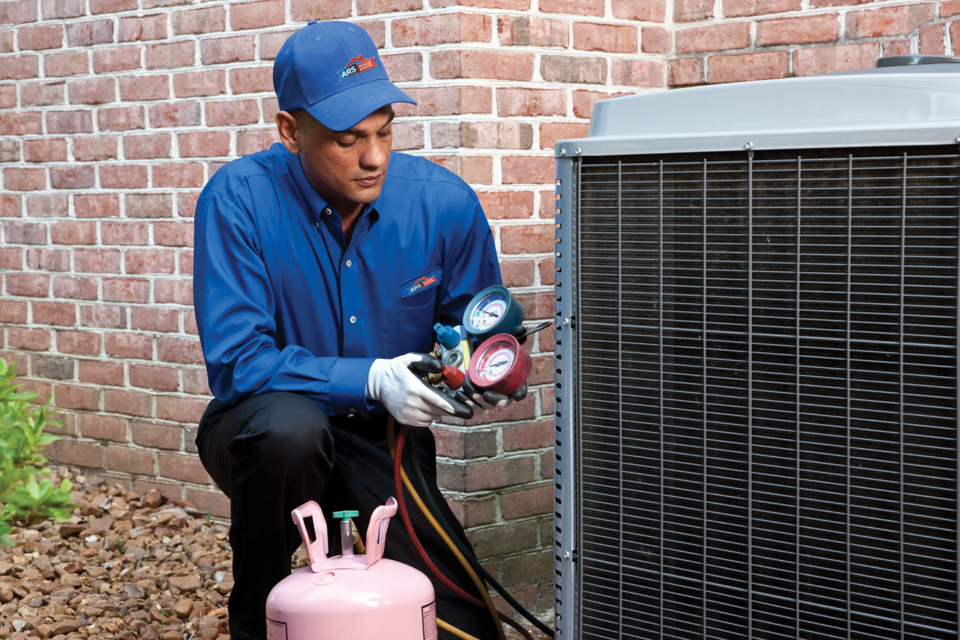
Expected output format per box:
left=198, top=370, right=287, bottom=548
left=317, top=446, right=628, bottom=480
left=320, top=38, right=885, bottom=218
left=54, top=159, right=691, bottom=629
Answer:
left=489, top=359, right=508, bottom=369
left=481, top=309, right=501, bottom=319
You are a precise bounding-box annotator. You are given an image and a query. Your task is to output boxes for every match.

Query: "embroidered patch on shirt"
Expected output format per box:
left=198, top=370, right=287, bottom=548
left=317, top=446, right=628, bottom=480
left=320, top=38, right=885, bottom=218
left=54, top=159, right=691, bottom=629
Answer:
left=401, top=267, right=443, bottom=298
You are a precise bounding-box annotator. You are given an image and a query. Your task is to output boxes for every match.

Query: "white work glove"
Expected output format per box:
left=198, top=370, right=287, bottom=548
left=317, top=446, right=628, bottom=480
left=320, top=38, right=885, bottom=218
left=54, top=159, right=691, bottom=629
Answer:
left=458, top=380, right=528, bottom=415
left=366, top=353, right=474, bottom=427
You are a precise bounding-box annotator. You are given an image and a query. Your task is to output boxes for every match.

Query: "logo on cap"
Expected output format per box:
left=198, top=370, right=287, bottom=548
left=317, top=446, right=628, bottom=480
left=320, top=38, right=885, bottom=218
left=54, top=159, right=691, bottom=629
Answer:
left=338, top=54, right=377, bottom=82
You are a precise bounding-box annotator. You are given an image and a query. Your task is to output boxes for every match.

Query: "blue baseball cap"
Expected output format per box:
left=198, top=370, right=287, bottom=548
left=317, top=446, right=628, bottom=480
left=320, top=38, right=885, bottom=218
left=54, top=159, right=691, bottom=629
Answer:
left=273, top=21, right=416, bottom=132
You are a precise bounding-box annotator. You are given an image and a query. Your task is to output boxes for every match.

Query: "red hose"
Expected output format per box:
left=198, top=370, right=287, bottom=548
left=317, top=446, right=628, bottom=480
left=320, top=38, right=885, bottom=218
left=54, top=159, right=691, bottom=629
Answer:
left=393, top=425, right=537, bottom=640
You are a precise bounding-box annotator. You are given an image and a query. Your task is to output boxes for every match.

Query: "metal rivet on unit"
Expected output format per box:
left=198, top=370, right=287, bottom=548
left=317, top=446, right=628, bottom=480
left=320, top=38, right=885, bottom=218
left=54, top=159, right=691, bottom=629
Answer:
left=956, top=135, right=960, bottom=143
left=561, top=149, right=566, bottom=156
left=563, top=552, right=570, bottom=559
left=745, top=142, right=754, bottom=150
left=563, top=318, right=570, bottom=326
left=575, top=148, right=581, bottom=155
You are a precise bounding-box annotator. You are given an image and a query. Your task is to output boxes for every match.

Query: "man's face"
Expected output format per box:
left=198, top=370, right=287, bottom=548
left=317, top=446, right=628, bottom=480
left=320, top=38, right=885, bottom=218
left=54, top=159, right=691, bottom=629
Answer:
left=277, top=105, right=394, bottom=212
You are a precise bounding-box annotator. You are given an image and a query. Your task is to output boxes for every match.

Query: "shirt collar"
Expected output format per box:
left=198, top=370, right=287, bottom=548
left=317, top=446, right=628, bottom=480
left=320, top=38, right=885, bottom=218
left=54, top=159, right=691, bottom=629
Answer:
left=284, top=148, right=380, bottom=223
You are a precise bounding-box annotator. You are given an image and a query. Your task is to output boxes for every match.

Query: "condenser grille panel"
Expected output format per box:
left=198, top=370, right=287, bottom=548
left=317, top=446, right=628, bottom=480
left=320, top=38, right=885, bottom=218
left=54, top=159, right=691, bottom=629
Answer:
left=575, top=147, right=960, bottom=640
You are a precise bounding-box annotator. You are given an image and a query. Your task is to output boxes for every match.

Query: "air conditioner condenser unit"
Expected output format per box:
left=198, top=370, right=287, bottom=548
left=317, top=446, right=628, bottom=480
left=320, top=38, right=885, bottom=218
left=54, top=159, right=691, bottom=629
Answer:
left=553, top=56, right=960, bottom=640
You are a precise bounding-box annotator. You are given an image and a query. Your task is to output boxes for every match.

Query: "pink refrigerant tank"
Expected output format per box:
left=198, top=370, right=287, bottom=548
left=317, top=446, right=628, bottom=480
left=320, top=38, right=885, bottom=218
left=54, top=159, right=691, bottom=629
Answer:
left=265, top=498, right=438, bottom=640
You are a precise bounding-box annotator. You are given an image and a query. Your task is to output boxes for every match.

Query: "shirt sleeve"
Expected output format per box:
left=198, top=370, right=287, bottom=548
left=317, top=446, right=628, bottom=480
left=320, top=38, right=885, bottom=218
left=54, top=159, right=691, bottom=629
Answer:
left=437, top=191, right=502, bottom=328
left=193, top=191, right=374, bottom=414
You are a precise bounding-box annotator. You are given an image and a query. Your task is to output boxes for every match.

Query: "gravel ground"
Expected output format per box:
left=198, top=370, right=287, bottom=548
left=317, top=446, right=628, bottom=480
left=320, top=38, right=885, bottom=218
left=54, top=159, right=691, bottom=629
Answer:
left=0, top=471, right=545, bottom=640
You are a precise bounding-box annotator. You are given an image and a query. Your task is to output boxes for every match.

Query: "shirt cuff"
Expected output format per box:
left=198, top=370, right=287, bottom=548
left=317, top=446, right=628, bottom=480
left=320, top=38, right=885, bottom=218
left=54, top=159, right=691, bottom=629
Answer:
left=330, top=358, right=376, bottom=416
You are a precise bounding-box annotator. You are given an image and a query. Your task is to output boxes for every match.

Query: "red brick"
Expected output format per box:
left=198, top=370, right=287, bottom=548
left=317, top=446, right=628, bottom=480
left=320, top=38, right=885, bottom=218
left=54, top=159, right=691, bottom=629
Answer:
left=540, top=123, right=589, bottom=150
left=709, top=50, right=789, bottom=84
left=230, top=66, right=273, bottom=94
left=846, top=4, right=935, bottom=38
left=502, top=483, right=553, bottom=519
left=392, top=13, right=490, bottom=46
left=67, top=77, right=115, bottom=105
left=102, top=277, right=150, bottom=303
left=95, top=107, right=141, bottom=133
left=172, top=6, right=224, bottom=35
left=121, top=133, right=170, bottom=160
left=498, top=16, right=567, bottom=47
left=205, top=99, right=259, bottom=126
left=793, top=42, right=877, bottom=76
left=183, top=309, right=197, bottom=334
left=7, top=272, right=50, bottom=297
left=44, top=51, right=88, bottom=77
left=56, top=330, right=100, bottom=355
left=74, top=248, right=121, bottom=273
left=102, top=221, right=149, bottom=244
left=0, top=54, right=38, bottom=79
left=24, top=138, right=67, bottom=163
left=389, top=121, right=422, bottom=151
left=613, top=0, right=667, bottom=21
left=462, top=456, right=535, bottom=491
left=90, top=0, right=137, bottom=13
left=501, top=223, right=554, bottom=254
left=4, top=167, right=46, bottom=191
left=156, top=395, right=206, bottom=422
left=0, top=31, right=10, bottom=54
left=394, top=86, right=491, bottom=117
left=757, top=13, right=839, bottom=46
left=19, top=83, right=62, bottom=107
left=158, top=452, right=207, bottom=483
left=677, top=22, right=750, bottom=53
left=80, top=305, right=125, bottom=328
left=73, top=135, right=119, bottom=162
left=75, top=193, right=120, bottom=218
left=500, top=259, right=535, bottom=286
left=497, top=88, right=565, bottom=118
left=131, top=307, right=178, bottom=332
left=93, top=46, right=141, bottom=73
left=9, top=327, right=51, bottom=350
left=0, top=111, right=43, bottom=134
left=501, top=158, right=555, bottom=186
left=0, top=194, right=21, bottom=217
left=148, top=101, right=200, bottom=127
left=55, top=384, right=99, bottom=410
left=99, top=165, right=148, bottom=189
left=513, top=291, right=554, bottom=320
left=540, top=54, right=606, bottom=84
left=154, top=279, right=192, bottom=303
left=179, top=250, right=194, bottom=273
left=725, top=0, right=800, bottom=16
left=674, top=0, right=713, bottom=20
left=106, top=446, right=156, bottom=474
left=357, top=0, right=422, bottom=14
left=432, top=50, right=534, bottom=81
left=66, top=19, right=113, bottom=47
left=80, top=414, right=127, bottom=441
left=126, top=249, right=175, bottom=275
left=157, top=337, right=202, bottom=364
left=58, top=441, right=104, bottom=468
left=32, top=301, right=75, bottom=325
left=200, top=35, right=254, bottom=65
left=503, top=419, right=553, bottom=451
left=355, top=20, right=386, bottom=47
left=178, top=131, right=230, bottom=158
left=104, top=389, right=152, bottom=416
left=105, top=332, right=151, bottom=359
left=668, top=58, right=703, bottom=86
left=944, top=0, right=960, bottom=17
left=539, top=0, right=603, bottom=15
left=47, top=109, right=93, bottom=134
left=119, top=75, right=169, bottom=101
left=574, top=22, right=638, bottom=53
left=236, top=130, right=279, bottom=156
left=612, top=59, right=663, bottom=87
left=130, top=363, right=178, bottom=391
left=459, top=122, right=533, bottom=149
left=259, top=29, right=296, bottom=59
left=41, top=0, right=85, bottom=18
left=19, top=24, right=64, bottom=50
left=78, top=360, right=124, bottom=386
left=182, top=367, right=210, bottom=395
left=26, top=247, right=69, bottom=269
left=153, top=163, right=203, bottom=188
left=4, top=220, right=46, bottom=243
left=183, top=488, right=229, bottom=517
left=432, top=0, right=530, bottom=6
left=126, top=193, right=172, bottom=218
left=131, top=421, right=181, bottom=449
left=919, top=23, right=945, bottom=54
left=0, top=248, right=23, bottom=272
left=53, top=277, right=99, bottom=301
left=231, top=0, right=284, bottom=30
left=118, top=14, right=167, bottom=42
left=641, top=26, right=671, bottom=53
left=290, top=0, right=350, bottom=21
left=173, top=69, right=225, bottom=98
left=145, top=40, right=195, bottom=69
left=0, top=0, right=38, bottom=24
left=881, top=40, right=911, bottom=56
left=382, top=52, right=423, bottom=82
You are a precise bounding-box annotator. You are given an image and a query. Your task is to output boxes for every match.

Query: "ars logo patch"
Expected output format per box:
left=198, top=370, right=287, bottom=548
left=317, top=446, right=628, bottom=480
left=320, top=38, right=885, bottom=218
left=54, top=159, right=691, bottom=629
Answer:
left=401, top=267, right=443, bottom=298
left=338, top=54, right=377, bottom=82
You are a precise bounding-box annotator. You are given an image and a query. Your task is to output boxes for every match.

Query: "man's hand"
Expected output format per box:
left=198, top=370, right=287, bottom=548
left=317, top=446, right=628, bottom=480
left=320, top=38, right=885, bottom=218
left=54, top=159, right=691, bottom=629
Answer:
left=366, top=353, right=474, bottom=427
left=458, top=380, right=528, bottom=416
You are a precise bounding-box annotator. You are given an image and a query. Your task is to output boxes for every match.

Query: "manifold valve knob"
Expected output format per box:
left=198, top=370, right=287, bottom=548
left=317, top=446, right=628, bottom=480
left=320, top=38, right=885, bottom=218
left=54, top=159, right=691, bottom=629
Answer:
left=441, top=365, right=465, bottom=390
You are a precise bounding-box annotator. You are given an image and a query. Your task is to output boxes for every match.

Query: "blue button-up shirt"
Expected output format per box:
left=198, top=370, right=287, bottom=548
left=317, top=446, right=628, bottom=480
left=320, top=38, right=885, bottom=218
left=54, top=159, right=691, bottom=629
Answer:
left=193, top=143, right=501, bottom=418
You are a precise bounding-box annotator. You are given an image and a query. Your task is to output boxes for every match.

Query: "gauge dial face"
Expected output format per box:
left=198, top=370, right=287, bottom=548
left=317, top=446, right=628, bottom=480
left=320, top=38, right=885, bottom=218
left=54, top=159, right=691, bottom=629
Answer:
left=475, top=341, right=516, bottom=385
left=469, top=292, right=508, bottom=332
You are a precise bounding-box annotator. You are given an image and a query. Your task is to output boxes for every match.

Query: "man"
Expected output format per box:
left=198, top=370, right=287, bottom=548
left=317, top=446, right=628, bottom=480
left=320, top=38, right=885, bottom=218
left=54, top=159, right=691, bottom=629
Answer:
left=192, top=20, right=526, bottom=640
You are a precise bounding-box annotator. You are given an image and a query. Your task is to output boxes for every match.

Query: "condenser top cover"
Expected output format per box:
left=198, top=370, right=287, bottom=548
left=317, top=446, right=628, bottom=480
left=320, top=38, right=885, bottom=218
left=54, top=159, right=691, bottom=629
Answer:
left=555, top=61, right=960, bottom=157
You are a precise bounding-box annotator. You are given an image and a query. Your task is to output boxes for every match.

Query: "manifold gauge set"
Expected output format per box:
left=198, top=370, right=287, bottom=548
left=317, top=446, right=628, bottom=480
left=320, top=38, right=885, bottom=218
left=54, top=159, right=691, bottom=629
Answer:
left=431, top=285, right=548, bottom=397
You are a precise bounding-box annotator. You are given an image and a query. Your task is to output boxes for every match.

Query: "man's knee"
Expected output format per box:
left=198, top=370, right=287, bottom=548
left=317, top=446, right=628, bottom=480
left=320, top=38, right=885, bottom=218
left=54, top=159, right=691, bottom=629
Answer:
left=230, top=392, right=334, bottom=467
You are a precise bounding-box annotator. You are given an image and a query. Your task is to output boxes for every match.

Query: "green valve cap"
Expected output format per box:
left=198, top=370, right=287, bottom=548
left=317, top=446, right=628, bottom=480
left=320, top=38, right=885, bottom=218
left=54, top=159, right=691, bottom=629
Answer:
left=332, top=510, right=359, bottom=522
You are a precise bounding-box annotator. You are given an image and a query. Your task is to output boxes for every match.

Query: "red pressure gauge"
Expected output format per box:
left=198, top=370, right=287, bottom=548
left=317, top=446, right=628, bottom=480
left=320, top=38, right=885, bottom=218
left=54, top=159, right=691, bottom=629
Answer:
left=467, top=333, right=532, bottom=396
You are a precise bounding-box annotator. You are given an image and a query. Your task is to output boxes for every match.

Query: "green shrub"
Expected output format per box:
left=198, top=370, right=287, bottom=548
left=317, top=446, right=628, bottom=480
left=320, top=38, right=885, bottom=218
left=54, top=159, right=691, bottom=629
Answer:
left=0, top=358, right=76, bottom=545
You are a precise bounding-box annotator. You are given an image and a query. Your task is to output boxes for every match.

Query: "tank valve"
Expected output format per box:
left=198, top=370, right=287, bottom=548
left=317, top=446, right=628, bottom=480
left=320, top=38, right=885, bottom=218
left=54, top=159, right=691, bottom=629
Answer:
left=332, top=510, right=359, bottom=558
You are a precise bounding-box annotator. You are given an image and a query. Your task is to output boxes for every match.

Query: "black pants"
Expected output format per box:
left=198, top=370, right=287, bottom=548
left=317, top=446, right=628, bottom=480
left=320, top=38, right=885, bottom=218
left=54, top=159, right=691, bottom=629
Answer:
left=196, top=392, right=498, bottom=640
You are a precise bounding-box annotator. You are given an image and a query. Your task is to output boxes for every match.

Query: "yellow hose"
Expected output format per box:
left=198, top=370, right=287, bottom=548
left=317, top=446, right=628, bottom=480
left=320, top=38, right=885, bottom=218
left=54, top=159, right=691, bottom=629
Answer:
left=438, top=618, right=481, bottom=640
left=387, top=416, right=506, bottom=640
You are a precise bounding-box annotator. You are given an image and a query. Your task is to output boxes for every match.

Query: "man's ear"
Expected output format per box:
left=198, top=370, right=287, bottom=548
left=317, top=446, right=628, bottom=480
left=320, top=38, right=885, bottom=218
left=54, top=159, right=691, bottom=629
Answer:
left=276, top=111, right=301, bottom=154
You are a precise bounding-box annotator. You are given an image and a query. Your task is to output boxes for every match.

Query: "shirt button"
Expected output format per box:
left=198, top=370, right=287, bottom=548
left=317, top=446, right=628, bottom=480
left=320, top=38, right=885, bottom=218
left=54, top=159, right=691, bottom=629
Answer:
left=350, top=316, right=357, bottom=324
left=345, top=260, right=352, bottom=268
left=323, top=207, right=332, bottom=216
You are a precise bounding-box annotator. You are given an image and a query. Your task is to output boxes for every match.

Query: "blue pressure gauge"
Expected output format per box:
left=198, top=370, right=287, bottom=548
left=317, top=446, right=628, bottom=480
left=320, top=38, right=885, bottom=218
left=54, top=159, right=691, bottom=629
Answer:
left=463, top=285, right=525, bottom=342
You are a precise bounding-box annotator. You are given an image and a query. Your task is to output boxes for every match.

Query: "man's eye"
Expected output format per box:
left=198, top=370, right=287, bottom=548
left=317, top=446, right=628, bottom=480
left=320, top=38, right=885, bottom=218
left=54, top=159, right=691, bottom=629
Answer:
left=337, top=139, right=357, bottom=148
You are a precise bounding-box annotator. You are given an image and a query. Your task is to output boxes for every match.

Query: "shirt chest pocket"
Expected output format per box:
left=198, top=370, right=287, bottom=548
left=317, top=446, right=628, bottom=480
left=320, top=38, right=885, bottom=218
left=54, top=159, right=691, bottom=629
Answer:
left=387, top=298, right=436, bottom=356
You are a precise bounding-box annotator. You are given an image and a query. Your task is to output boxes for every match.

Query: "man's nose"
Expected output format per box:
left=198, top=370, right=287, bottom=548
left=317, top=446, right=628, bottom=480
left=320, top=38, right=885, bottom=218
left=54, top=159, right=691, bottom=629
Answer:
left=360, top=136, right=387, bottom=169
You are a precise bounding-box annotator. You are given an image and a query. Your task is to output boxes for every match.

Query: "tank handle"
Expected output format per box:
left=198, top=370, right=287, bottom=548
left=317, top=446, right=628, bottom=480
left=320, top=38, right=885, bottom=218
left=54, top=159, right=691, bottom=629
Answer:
left=365, top=497, right=397, bottom=567
left=291, top=501, right=329, bottom=572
